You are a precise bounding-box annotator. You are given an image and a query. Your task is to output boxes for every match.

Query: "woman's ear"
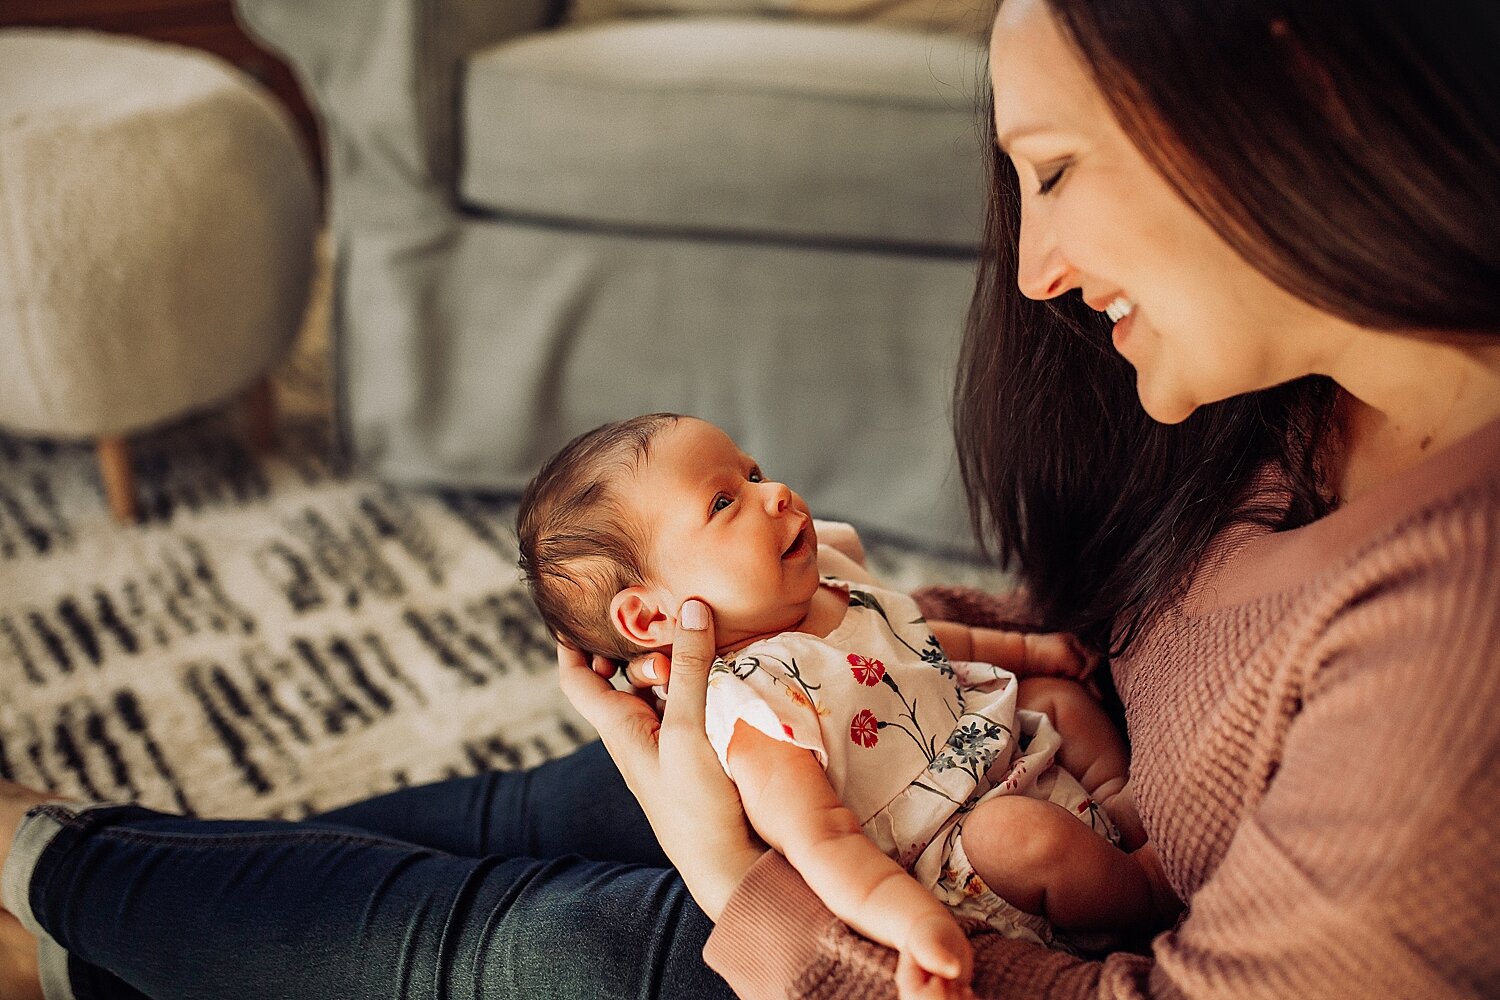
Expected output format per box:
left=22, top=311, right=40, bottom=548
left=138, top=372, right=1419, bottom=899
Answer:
left=609, top=587, right=673, bottom=649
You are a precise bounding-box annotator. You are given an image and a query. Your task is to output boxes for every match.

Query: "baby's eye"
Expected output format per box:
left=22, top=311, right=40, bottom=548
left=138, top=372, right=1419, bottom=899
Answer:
left=711, top=494, right=734, bottom=515
left=748, top=467, right=764, bottom=483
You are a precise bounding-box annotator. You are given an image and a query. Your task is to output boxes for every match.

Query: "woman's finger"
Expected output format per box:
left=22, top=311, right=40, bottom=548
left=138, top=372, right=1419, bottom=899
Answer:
left=895, top=950, right=935, bottom=1000
left=657, top=599, right=716, bottom=735
left=590, top=653, right=622, bottom=680
left=624, top=651, right=671, bottom=691
left=556, top=640, right=591, bottom=673
left=556, top=645, right=618, bottom=722
left=558, top=646, right=662, bottom=756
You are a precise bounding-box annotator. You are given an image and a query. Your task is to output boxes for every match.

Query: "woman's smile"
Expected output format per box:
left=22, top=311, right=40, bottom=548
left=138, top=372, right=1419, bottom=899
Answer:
left=1109, top=301, right=1138, bottom=351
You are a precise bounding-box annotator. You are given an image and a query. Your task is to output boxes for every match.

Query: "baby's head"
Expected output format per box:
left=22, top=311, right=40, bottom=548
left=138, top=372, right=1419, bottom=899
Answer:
left=517, top=412, right=680, bottom=660
left=518, top=414, right=821, bottom=660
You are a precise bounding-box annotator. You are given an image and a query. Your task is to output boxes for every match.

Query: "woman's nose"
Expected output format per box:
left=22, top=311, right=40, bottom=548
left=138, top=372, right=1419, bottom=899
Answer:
left=1016, top=202, right=1072, bottom=301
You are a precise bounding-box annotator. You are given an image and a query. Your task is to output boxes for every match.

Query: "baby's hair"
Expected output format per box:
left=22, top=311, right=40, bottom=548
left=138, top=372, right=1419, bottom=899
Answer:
left=517, top=412, right=683, bottom=661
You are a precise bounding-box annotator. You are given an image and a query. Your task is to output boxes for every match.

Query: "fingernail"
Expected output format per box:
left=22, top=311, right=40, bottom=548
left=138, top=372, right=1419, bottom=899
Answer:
left=640, top=659, right=660, bottom=682
left=680, top=599, right=708, bottom=630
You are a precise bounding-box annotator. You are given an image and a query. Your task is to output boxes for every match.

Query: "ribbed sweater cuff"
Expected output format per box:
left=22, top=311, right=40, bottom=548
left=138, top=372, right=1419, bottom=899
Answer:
left=979, top=936, right=1100, bottom=999
left=703, top=852, right=843, bottom=1000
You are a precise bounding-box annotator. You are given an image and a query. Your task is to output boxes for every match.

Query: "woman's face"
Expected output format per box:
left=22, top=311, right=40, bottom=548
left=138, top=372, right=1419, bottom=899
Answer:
left=990, top=0, right=1358, bottom=423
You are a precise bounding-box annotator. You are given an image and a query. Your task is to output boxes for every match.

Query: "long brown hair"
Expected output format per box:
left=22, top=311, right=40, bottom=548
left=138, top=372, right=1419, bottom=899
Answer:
left=956, top=0, right=1500, bottom=655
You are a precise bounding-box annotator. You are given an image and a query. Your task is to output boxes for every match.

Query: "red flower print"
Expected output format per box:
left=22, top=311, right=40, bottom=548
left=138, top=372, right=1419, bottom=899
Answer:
left=783, top=724, right=796, bottom=739
left=847, top=653, right=886, bottom=686
left=850, top=709, right=880, bottom=748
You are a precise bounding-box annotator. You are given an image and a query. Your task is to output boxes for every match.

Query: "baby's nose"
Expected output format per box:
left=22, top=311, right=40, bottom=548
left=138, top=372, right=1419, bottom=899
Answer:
left=764, top=482, right=792, bottom=513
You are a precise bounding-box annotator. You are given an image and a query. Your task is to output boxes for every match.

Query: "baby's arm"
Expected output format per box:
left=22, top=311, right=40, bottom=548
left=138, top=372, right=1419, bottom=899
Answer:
left=816, top=541, right=878, bottom=586
left=813, top=519, right=867, bottom=568
left=929, top=620, right=1094, bottom=680
left=726, top=722, right=972, bottom=993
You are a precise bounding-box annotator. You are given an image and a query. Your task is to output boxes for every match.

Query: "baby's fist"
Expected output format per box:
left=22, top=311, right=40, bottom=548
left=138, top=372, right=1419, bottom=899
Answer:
left=896, top=914, right=974, bottom=1000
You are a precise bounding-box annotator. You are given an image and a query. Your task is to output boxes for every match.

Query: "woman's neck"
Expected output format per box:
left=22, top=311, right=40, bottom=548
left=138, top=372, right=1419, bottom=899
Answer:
left=1329, top=335, right=1500, bottom=503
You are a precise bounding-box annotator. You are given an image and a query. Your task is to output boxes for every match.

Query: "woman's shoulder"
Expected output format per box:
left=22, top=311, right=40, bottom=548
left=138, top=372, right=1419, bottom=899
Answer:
left=1184, top=417, right=1500, bottom=617
left=1307, top=476, right=1500, bottom=672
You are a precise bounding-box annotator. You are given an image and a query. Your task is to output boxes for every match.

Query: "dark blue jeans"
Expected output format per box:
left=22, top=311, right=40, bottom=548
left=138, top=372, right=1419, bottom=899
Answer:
left=20, top=742, right=732, bottom=1000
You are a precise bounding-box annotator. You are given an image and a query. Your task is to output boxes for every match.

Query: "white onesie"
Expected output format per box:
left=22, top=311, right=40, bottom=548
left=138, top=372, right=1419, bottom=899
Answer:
left=704, top=577, right=1114, bottom=945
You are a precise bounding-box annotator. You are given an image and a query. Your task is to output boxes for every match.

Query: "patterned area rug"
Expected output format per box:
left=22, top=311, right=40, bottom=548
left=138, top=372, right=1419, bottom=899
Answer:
left=0, top=251, right=1009, bottom=820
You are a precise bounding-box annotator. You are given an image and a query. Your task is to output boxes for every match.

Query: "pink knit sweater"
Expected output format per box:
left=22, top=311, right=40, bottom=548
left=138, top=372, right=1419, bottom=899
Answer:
left=704, top=415, right=1500, bottom=999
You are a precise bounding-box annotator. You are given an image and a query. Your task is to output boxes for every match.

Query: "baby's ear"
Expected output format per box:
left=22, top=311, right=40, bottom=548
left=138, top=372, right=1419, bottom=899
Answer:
left=609, top=587, right=673, bottom=649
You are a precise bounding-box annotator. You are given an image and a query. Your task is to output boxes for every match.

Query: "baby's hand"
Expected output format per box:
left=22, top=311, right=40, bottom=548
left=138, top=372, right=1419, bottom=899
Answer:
left=896, top=913, right=974, bottom=1000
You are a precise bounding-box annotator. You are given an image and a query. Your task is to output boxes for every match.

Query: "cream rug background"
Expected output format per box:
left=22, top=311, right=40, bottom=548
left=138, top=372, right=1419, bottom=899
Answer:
left=0, top=244, right=1008, bottom=820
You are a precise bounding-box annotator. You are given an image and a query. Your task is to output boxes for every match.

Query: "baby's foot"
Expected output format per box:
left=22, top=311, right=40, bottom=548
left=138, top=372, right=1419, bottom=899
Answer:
left=0, top=911, right=42, bottom=1000
left=1094, top=781, right=1147, bottom=852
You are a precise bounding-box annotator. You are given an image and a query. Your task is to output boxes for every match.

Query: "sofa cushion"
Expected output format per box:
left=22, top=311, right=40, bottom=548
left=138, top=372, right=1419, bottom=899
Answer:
left=568, top=0, right=989, bottom=37
left=460, top=18, right=986, bottom=250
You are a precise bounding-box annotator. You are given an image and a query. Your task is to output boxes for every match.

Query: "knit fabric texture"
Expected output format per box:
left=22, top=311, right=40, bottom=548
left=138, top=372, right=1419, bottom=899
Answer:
left=705, top=415, right=1500, bottom=999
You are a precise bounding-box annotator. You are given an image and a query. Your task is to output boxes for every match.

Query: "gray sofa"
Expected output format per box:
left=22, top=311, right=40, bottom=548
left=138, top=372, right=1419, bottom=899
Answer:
left=235, top=0, right=988, bottom=551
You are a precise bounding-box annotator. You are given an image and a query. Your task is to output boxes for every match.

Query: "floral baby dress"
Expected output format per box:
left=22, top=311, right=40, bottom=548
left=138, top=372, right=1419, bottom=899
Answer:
left=704, top=577, right=1114, bottom=944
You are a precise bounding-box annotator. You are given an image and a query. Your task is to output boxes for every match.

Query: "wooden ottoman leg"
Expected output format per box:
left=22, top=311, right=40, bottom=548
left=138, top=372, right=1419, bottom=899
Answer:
left=97, top=435, right=137, bottom=523
left=245, top=376, right=277, bottom=453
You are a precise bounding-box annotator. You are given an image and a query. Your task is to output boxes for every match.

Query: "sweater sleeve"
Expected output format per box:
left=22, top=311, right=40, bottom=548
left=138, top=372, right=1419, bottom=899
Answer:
left=703, top=851, right=1146, bottom=999
left=706, top=499, right=1500, bottom=999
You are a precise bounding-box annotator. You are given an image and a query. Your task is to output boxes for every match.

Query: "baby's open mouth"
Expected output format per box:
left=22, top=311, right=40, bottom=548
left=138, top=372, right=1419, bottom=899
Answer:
left=782, top=525, right=811, bottom=560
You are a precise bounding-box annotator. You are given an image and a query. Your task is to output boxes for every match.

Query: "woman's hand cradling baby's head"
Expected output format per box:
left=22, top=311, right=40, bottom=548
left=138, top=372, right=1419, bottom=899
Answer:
left=558, top=598, right=766, bottom=920
left=625, top=650, right=672, bottom=707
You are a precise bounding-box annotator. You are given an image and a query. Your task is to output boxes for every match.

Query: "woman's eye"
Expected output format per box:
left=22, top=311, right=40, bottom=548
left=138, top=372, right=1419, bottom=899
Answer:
left=1037, top=162, right=1069, bottom=196
left=711, top=494, right=734, bottom=515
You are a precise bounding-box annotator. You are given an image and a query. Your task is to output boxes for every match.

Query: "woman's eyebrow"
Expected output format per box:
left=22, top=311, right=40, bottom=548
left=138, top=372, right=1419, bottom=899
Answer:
left=994, top=122, right=1063, bottom=153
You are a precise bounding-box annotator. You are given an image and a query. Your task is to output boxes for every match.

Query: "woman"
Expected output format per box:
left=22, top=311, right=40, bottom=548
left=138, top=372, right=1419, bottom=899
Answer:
left=3, top=0, right=1498, bottom=997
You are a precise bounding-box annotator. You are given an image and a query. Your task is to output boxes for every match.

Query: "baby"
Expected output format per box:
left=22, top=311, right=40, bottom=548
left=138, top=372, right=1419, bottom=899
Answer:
left=518, top=414, right=1175, bottom=996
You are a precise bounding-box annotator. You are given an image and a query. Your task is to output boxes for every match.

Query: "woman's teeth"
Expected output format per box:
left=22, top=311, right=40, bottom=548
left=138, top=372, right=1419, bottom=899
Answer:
left=1104, top=296, right=1136, bottom=323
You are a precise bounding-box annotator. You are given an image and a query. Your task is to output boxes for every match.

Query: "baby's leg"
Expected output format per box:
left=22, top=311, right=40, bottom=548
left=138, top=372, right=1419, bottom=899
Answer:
left=961, top=795, right=1175, bottom=931
left=1017, top=677, right=1144, bottom=847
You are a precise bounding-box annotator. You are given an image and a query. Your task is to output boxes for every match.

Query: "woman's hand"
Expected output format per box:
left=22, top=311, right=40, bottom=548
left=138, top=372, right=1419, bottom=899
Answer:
left=557, top=599, right=766, bottom=920
left=570, top=645, right=670, bottom=713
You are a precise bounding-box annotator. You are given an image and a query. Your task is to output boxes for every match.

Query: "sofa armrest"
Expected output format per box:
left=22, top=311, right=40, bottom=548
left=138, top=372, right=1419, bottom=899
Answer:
left=233, top=0, right=558, bottom=227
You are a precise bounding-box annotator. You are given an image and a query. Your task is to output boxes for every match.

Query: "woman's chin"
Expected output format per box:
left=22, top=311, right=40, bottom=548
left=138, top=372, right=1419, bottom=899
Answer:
left=1135, top=378, right=1199, bottom=425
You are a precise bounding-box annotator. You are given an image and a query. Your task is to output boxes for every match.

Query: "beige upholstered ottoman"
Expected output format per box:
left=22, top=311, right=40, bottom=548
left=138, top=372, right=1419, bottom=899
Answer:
left=0, top=29, right=317, bottom=521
